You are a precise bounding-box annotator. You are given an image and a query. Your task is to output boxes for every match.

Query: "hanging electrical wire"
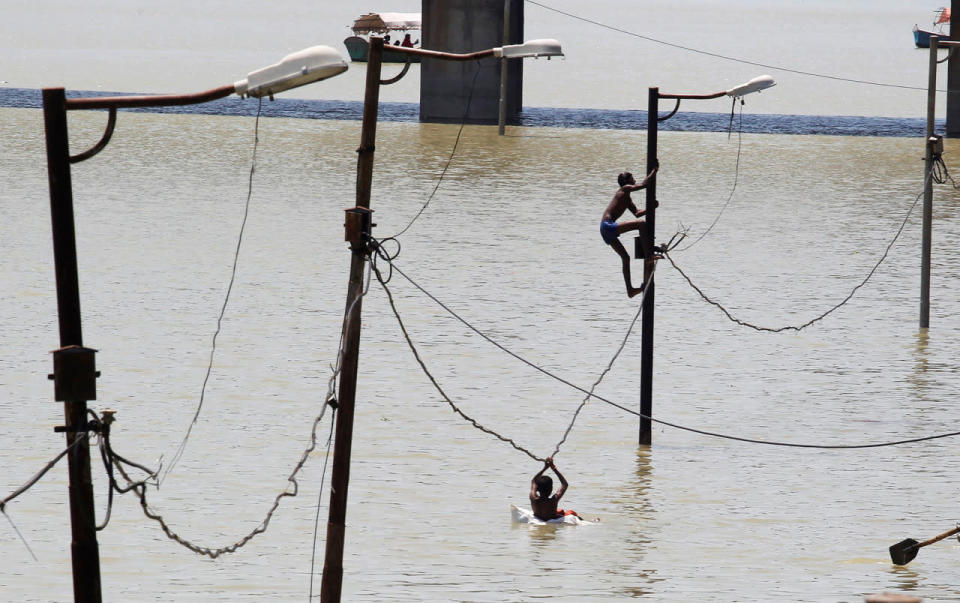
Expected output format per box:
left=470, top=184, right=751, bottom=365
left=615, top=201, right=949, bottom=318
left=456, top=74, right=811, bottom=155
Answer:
left=307, top=406, right=337, bottom=601
left=666, top=168, right=932, bottom=332
left=391, top=60, right=487, bottom=239
left=677, top=99, right=744, bottom=252
left=525, top=0, right=942, bottom=92
left=163, top=96, right=265, bottom=484
left=550, top=267, right=653, bottom=457
left=367, top=238, right=960, bottom=451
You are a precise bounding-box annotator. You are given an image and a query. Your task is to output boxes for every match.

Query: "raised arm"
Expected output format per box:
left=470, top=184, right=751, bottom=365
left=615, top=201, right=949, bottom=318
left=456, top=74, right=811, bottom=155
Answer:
left=624, top=163, right=658, bottom=193
left=548, top=458, right=568, bottom=501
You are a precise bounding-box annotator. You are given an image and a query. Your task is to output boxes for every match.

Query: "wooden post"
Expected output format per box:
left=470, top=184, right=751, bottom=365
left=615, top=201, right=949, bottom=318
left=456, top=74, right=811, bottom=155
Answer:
left=921, top=37, right=938, bottom=329
left=639, top=87, right=658, bottom=446
left=42, top=86, right=103, bottom=603
left=320, top=37, right=383, bottom=603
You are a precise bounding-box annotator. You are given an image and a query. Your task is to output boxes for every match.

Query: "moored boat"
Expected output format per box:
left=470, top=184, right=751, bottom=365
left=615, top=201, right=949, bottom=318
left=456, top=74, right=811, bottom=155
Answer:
left=914, top=7, right=950, bottom=48
left=344, top=12, right=422, bottom=63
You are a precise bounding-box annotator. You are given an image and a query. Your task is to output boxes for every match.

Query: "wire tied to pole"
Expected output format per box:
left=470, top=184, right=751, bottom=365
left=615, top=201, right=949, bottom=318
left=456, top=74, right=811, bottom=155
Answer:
left=0, top=435, right=87, bottom=561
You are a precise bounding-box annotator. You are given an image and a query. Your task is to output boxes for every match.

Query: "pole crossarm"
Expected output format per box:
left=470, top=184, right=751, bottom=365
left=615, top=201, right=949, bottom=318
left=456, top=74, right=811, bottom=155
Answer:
left=383, top=45, right=498, bottom=62
left=658, top=90, right=727, bottom=100
left=69, top=108, right=117, bottom=164
left=64, top=84, right=236, bottom=110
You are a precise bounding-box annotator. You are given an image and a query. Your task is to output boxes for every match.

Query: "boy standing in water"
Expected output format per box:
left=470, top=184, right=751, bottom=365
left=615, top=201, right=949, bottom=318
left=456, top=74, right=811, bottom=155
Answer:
left=600, top=160, right=661, bottom=298
left=530, top=457, right=580, bottom=521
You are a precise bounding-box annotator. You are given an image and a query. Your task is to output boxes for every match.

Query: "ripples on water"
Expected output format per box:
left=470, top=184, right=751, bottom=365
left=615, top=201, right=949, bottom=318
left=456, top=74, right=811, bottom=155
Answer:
left=0, top=86, right=940, bottom=137
left=2, top=101, right=960, bottom=602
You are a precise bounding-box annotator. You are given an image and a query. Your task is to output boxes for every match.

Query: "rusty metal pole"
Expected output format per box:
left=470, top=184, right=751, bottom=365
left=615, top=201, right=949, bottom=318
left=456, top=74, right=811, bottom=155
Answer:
left=921, top=37, right=938, bottom=329
left=42, top=86, right=103, bottom=603
left=639, top=87, right=658, bottom=446
left=320, top=37, right=383, bottom=603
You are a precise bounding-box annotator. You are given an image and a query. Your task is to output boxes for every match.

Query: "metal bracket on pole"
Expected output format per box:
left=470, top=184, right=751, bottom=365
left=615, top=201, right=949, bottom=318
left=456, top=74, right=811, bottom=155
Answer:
left=344, top=206, right=375, bottom=250
left=49, top=345, right=99, bottom=402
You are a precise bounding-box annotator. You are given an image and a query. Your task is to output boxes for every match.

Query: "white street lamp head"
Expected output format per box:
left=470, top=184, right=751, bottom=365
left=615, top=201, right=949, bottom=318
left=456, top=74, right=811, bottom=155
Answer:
left=494, top=38, right=563, bottom=59
left=235, top=46, right=348, bottom=98
left=725, top=75, right=776, bottom=98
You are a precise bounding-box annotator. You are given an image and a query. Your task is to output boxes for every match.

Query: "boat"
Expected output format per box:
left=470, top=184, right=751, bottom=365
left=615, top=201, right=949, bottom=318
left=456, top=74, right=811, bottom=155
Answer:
left=914, top=7, right=950, bottom=48
left=344, top=12, right=422, bottom=63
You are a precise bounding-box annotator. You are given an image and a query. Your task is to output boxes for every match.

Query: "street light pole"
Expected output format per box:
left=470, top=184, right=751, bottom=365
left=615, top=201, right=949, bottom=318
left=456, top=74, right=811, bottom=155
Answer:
left=43, top=85, right=102, bottom=603
left=40, top=47, right=347, bottom=603
left=638, top=76, right=774, bottom=446
left=319, top=35, right=562, bottom=602
left=320, top=36, right=383, bottom=603
left=639, top=87, right=658, bottom=446
left=921, top=36, right=940, bottom=329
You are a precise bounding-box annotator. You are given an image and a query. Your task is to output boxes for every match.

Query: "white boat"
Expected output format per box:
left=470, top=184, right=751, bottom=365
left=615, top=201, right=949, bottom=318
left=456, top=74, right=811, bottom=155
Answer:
left=344, top=12, right=422, bottom=63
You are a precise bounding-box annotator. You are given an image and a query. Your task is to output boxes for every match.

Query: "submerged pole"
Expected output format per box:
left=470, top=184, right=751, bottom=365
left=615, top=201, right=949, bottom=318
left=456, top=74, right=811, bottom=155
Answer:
left=320, top=37, right=383, bottom=603
left=921, top=37, right=938, bottom=329
left=42, top=86, right=103, bottom=603
left=639, top=87, right=658, bottom=446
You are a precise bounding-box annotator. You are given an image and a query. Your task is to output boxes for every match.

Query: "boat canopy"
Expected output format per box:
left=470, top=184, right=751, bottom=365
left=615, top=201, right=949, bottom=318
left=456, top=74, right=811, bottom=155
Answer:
left=351, top=13, right=422, bottom=34
left=936, top=7, right=951, bottom=25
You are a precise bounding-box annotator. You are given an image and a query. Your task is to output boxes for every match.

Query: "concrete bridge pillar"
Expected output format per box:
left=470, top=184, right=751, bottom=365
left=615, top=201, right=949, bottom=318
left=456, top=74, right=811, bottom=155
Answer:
left=947, top=0, right=960, bottom=136
left=420, top=0, right=524, bottom=124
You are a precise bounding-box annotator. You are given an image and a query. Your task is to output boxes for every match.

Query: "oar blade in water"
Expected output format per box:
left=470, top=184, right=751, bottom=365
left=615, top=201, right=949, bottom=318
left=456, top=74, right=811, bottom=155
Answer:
left=889, top=538, right=920, bottom=565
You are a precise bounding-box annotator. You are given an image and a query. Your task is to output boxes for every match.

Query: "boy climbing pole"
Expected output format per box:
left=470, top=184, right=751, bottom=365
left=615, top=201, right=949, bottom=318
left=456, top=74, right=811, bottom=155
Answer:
left=600, top=159, right=661, bottom=298
left=530, top=457, right=580, bottom=521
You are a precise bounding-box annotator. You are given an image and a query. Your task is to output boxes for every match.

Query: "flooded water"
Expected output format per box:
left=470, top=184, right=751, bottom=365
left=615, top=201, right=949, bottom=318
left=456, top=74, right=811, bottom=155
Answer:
left=4, top=1, right=960, bottom=602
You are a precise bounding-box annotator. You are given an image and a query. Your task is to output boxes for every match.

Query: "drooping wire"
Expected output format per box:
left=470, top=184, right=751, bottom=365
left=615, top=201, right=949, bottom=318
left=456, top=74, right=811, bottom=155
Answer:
left=0, top=435, right=86, bottom=561
left=524, top=0, right=940, bottom=92
left=390, top=60, right=486, bottom=239
left=2, top=510, right=37, bottom=561
left=550, top=266, right=654, bottom=458
left=107, top=233, right=367, bottom=557
left=368, top=241, right=544, bottom=461
left=163, top=96, right=264, bottom=484
left=677, top=98, right=744, bottom=252
left=370, top=247, right=960, bottom=450
left=106, top=397, right=337, bottom=559
left=666, top=167, right=932, bottom=333
left=0, top=434, right=86, bottom=512
left=308, top=407, right=337, bottom=601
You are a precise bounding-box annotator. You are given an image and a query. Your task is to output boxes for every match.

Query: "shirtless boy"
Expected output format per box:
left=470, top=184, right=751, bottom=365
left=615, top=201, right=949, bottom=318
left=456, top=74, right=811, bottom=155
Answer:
left=600, top=160, right=660, bottom=298
left=529, top=457, right=580, bottom=521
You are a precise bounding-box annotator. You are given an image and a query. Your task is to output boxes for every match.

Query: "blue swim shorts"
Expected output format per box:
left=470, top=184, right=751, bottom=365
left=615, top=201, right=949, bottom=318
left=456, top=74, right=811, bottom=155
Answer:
left=600, top=220, right=619, bottom=245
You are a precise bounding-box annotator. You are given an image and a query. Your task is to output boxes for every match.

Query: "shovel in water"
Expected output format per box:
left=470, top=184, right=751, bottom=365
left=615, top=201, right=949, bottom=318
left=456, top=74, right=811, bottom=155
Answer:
left=889, top=525, right=960, bottom=565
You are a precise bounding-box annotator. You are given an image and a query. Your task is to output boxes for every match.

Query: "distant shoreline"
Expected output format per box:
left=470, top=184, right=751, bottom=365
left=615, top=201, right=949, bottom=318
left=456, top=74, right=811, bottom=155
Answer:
left=1, top=87, right=935, bottom=137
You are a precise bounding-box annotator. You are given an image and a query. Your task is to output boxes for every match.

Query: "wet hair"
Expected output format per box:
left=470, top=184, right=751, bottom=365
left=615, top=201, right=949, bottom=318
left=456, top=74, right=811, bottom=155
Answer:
left=534, top=475, right=553, bottom=498
left=617, top=171, right=633, bottom=187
